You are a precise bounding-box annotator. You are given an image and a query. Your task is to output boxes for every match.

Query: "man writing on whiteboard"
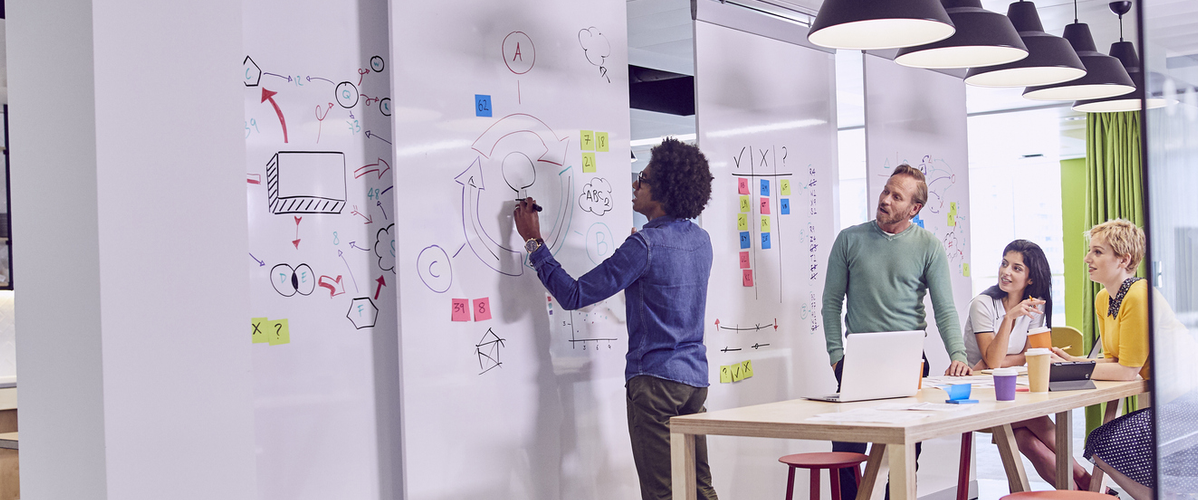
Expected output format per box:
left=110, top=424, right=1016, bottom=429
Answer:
left=514, top=138, right=717, bottom=500
left=821, top=164, right=971, bottom=499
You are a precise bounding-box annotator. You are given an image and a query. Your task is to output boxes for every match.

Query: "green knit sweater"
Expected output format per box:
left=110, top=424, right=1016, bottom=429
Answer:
left=821, top=220, right=966, bottom=366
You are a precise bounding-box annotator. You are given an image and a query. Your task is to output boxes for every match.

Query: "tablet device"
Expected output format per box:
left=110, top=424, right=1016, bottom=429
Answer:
left=1049, top=361, right=1097, bottom=391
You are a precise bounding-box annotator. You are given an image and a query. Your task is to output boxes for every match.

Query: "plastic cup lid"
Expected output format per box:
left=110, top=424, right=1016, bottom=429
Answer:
left=992, top=367, right=1019, bottom=376
left=1026, top=348, right=1052, bottom=356
left=1028, top=326, right=1051, bottom=335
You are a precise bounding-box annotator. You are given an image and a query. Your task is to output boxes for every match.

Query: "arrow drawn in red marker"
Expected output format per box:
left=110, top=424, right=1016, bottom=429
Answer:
left=261, top=87, right=288, bottom=143
left=318, top=275, right=345, bottom=298
left=292, top=216, right=302, bottom=249
left=374, top=275, right=387, bottom=300
left=774, top=318, right=778, bottom=331
left=714, top=319, right=720, bottom=328
left=353, top=158, right=391, bottom=179
left=350, top=205, right=373, bottom=224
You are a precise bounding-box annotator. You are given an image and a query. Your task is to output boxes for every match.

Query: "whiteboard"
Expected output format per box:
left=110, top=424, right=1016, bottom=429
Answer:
left=693, top=18, right=840, bottom=498
left=390, top=1, right=634, bottom=498
left=243, top=0, right=399, bottom=498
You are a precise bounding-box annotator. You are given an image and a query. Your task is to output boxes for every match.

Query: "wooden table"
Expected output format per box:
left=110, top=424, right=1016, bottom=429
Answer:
left=670, top=380, right=1146, bottom=500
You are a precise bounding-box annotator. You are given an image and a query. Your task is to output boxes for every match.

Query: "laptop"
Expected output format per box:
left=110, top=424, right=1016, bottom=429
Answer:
left=806, top=330, right=925, bottom=403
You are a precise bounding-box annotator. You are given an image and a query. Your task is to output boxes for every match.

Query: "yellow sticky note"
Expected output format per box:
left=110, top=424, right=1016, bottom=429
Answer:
left=963, top=263, right=971, bottom=277
left=950, top=202, right=958, bottom=215
left=739, top=196, right=751, bottom=213
left=732, top=363, right=745, bottom=382
left=720, top=365, right=733, bottom=384
left=760, top=216, right=771, bottom=233
left=741, top=359, right=754, bottom=379
left=580, top=130, right=595, bottom=151
left=948, top=213, right=956, bottom=226
left=251, top=317, right=269, bottom=344
left=267, top=318, right=291, bottom=345
left=582, top=152, right=596, bottom=173
left=596, top=132, right=609, bottom=152
left=737, top=213, right=748, bottom=231
left=780, top=179, right=791, bottom=196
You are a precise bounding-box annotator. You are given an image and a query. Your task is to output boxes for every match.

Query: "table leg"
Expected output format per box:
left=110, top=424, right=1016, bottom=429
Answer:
left=670, top=430, right=697, bottom=500
left=855, top=444, right=886, bottom=500
left=993, top=423, right=1030, bottom=493
left=1055, top=410, right=1073, bottom=490
left=888, top=442, right=916, bottom=500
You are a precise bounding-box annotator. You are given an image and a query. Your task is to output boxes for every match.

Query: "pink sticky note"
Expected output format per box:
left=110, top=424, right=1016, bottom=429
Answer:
left=742, top=270, right=754, bottom=287
left=473, top=297, right=492, bottom=321
left=739, top=251, right=750, bottom=269
left=737, top=178, right=749, bottom=194
left=451, top=298, right=470, bottom=321
left=760, top=197, right=770, bottom=214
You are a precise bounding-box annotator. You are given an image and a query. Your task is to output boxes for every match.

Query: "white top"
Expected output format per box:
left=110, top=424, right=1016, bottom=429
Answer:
left=962, top=294, right=1044, bottom=367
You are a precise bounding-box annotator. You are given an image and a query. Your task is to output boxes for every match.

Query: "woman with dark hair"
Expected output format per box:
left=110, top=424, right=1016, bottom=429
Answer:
left=963, top=240, right=1106, bottom=491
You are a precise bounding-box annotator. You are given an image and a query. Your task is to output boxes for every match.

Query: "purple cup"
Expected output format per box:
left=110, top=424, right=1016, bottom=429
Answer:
left=993, top=367, right=1018, bottom=401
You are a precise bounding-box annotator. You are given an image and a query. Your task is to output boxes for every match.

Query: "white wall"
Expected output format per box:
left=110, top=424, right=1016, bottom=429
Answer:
left=8, top=1, right=257, bottom=499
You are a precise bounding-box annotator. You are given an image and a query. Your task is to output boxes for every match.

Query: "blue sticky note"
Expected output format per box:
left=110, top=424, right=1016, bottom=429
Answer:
left=739, top=231, right=750, bottom=249
left=760, top=179, right=770, bottom=196
left=475, top=94, right=492, bottom=117
left=780, top=198, right=790, bottom=215
left=761, top=232, right=771, bottom=249
left=945, top=383, right=972, bottom=400
left=912, top=213, right=925, bottom=228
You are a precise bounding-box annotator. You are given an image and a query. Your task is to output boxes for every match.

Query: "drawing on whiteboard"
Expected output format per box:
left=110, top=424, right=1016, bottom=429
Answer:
left=353, top=158, right=391, bottom=180
left=460, top=113, right=574, bottom=276
left=335, top=81, right=360, bottom=108
left=267, top=152, right=347, bottom=215
left=416, top=245, right=452, bottom=293
left=547, top=293, right=618, bottom=350
left=713, top=317, right=778, bottom=332
left=577, top=27, right=611, bottom=83
left=350, top=205, right=373, bottom=224
left=369, top=55, right=385, bottom=73
left=314, top=102, right=332, bottom=143
left=720, top=346, right=742, bottom=353
left=336, top=249, right=360, bottom=293
left=374, top=223, right=396, bottom=272
left=317, top=274, right=346, bottom=298
left=502, top=31, right=535, bottom=75
left=584, top=222, right=616, bottom=265
left=917, top=155, right=957, bottom=215
left=346, top=297, right=379, bottom=330
left=270, top=263, right=316, bottom=297
left=243, top=56, right=262, bottom=87
left=476, top=328, right=507, bottom=374
left=259, top=87, right=289, bottom=143
left=578, top=177, right=613, bottom=216
left=379, top=98, right=391, bottom=116
left=751, top=343, right=770, bottom=349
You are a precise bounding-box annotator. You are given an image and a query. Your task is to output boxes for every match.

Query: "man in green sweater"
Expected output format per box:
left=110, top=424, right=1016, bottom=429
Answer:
left=822, top=164, right=971, bottom=499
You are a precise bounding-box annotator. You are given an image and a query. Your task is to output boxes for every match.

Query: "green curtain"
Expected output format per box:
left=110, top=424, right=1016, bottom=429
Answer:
left=1082, top=111, right=1145, bottom=436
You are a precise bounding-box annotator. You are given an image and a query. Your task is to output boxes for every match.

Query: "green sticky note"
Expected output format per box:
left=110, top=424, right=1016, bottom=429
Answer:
left=742, top=359, right=754, bottom=379
left=582, top=152, right=596, bottom=173
left=720, top=365, right=733, bottom=384
left=780, top=179, right=791, bottom=196
left=267, top=318, right=291, bottom=346
left=963, top=263, right=971, bottom=277
left=580, top=130, right=595, bottom=151
left=596, top=132, right=609, bottom=152
left=761, top=216, right=771, bottom=233
left=251, top=317, right=269, bottom=344
left=948, top=213, right=956, bottom=226
left=740, top=196, right=751, bottom=213
left=737, top=213, right=749, bottom=231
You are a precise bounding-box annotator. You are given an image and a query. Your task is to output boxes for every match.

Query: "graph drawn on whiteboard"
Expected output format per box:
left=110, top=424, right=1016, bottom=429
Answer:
left=545, top=293, right=617, bottom=350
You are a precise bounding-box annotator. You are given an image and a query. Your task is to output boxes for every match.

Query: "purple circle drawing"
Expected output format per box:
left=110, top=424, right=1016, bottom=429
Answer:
left=417, top=245, right=452, bottom=293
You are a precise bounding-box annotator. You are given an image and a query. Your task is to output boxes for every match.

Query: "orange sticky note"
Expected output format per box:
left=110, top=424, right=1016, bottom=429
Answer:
left=737, top=178, right=749, bottom=194
left=742, top=270, right=754, bottom=287
left=452, top=298, right=470, bottom=321
left=760, top=197, right=770, bottom=214
left=473, top=297, right=492, bottom=321
left=739, top=251, right=750, bottom=269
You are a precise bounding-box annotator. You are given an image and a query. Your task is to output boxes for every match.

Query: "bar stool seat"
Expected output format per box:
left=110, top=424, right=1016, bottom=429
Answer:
left=778, top=451, right=868, bottom=500
left=1001, top=491, right=1114, bottom=499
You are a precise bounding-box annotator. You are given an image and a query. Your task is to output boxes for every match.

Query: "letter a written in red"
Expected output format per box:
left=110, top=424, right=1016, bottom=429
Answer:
left=513, top=43, right=522, bottom=61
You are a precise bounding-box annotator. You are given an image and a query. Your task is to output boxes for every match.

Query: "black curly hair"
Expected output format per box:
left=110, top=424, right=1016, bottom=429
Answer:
left=646, top=138, right=713, bottom=219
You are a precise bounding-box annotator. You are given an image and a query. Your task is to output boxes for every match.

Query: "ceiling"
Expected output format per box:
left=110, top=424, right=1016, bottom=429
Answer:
left=627, top=0, right=1198, bottom=160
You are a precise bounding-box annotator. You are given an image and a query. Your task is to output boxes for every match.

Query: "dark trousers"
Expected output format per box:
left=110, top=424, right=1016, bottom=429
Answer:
left=626, top=375, right=718, bottom=500
left=832, top=354, right=929, bottom=500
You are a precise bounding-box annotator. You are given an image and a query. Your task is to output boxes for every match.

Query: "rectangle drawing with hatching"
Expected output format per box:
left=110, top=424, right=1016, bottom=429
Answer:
left=267, top=151, right=347, bottom=214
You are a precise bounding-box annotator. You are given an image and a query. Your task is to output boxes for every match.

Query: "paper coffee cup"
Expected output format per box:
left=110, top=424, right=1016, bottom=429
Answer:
left=1027, top=326, right=1052, bottom=349
left=1026, top=348, right=1051, bottom=393
left=992, top=367, right=1018, bottom=401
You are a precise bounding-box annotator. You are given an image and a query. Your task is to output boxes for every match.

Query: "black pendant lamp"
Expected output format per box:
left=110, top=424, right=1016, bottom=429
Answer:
left=896, top=0, right=1028, bottom=69
left=1073, top=2, right=1166, bottom=112
left=1022, top=0, right=1135, bottom=100
left=808, top=0, right=956, bottom=51
left=964, top=1, right=1086, bottom=88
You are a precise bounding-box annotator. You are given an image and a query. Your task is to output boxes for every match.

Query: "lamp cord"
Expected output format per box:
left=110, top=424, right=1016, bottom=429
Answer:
left=1073, top=0, right=1079, bottom=23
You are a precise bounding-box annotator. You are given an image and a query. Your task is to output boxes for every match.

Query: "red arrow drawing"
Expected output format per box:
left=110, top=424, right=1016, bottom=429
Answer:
left=292, top=216, right=302, bottom=249
left=774, top=318, right=778, bottom=331
left=261, top=87, right=288, bottom=143
left=373, top=275, right=387, bottom=300
left=353, top=158, right=392, bottom=179
left=714, top=319, right=720, bottom=328
left=350, top=205, right=373, bottom=224
left=318, top=275, right=345, bottom=298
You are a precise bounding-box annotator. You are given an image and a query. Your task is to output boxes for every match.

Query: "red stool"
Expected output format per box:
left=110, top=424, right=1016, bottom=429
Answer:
left=778, top=452, right=869, bottom=500
left=1001, top=491, right=1114, bottom=499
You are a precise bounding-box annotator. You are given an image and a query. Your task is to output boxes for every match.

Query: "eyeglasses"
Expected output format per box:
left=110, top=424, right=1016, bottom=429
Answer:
left=633, top=171, right=651, bottom=187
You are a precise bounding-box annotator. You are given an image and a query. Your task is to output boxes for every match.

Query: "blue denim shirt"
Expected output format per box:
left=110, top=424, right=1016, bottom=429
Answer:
left=529, top=216, right=713, bottom=387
